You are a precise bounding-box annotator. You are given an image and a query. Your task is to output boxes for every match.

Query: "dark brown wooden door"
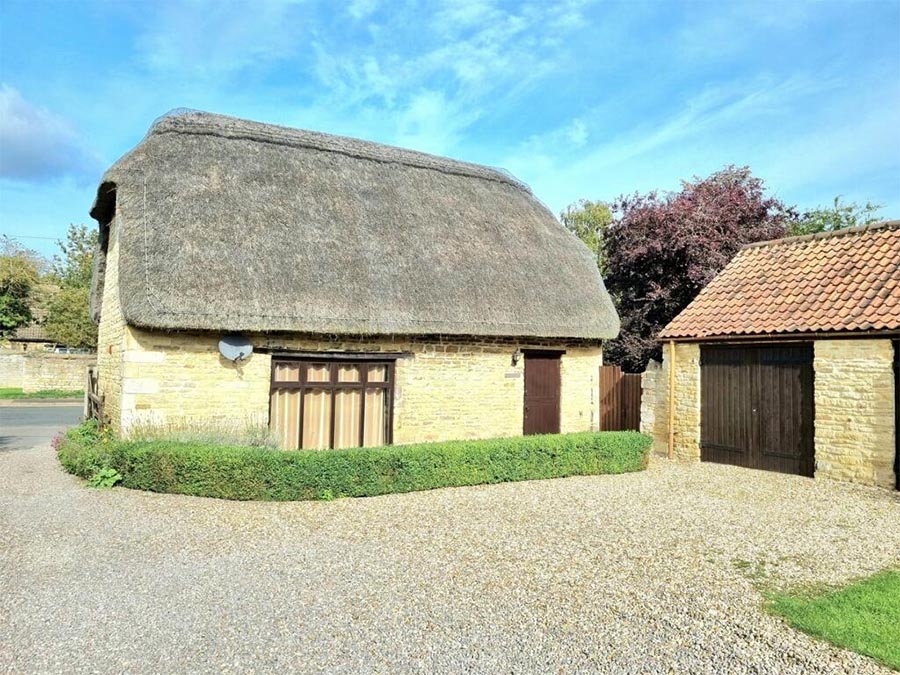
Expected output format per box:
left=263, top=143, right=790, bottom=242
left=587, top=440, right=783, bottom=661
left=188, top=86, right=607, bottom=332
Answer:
left=700, top=344, right=814, bottom=477
left=524, top=352, right=561, bottom=435
left=599, top=365, right=642, bottom=431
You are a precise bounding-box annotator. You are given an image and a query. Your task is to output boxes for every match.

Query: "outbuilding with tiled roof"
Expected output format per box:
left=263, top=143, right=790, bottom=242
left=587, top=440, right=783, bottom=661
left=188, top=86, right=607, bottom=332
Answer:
left=647, top=221, right=899, bottom=490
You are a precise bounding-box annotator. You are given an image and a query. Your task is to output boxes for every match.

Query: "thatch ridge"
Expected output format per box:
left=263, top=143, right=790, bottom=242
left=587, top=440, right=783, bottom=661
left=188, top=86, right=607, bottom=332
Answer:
left=148, top=110, right=532, bottom=193
left=91, top=111, right=619, bottom=340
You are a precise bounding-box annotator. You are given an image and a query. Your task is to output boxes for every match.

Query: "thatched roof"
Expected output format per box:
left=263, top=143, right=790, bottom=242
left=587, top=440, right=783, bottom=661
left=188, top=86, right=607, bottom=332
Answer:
left=90, top=110, right=618, bottom=340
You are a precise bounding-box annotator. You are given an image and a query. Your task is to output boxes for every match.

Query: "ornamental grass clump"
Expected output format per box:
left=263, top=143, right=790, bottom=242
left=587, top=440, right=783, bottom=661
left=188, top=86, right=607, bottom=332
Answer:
left=58, top=422, right=651, bottom=502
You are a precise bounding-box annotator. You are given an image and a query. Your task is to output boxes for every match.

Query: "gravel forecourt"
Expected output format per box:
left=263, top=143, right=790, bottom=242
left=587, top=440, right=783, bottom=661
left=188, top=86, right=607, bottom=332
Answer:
left=2, top=444, right=899, bottom=674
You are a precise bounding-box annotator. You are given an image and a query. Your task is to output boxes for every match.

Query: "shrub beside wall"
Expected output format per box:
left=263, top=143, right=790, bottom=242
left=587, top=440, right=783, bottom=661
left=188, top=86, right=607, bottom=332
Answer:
left=58, top=423, right=652, bottom=501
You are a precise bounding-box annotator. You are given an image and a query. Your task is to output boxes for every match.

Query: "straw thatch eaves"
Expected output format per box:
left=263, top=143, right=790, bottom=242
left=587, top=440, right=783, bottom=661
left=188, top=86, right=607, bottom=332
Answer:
left=90, top=110, right=619, bottom=340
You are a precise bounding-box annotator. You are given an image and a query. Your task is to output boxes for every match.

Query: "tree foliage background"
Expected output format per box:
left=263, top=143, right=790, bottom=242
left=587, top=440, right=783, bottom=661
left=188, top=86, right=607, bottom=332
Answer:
left=0, top=237, right=43, bottom=338
left=786, top=196, right=882, bottom=237
left=43, top=224, right=98, bottom=349
left=603, top=166, right=794, bottom=371
left=559, top=199, right=613, bottom=274
left=561, top=167, right=886, bottom=373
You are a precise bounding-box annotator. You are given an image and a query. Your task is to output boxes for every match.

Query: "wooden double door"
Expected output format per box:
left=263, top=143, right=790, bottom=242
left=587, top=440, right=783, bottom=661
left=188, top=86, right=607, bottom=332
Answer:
left=700, top=344, right=814, bottom=477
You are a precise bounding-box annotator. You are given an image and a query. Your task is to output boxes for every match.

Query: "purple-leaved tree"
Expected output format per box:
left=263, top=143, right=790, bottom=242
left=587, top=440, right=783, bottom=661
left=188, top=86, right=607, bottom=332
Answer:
left=604, top=166, right=794, bottom=372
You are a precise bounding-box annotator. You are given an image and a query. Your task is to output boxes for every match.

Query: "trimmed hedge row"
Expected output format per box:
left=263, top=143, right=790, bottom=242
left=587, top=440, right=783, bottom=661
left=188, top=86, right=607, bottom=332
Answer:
left=57, top=422, right=651, bottom=501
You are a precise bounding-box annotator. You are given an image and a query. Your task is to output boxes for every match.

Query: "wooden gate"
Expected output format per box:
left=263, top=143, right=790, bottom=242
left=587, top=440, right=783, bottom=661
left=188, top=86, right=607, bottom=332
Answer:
left=524, top=351, right=561, bottom=434
left=700, top=344, right=814, bottom=477
left=84, top=365, right=104, bottom=424
left=599, top=365, right=641, bottom=431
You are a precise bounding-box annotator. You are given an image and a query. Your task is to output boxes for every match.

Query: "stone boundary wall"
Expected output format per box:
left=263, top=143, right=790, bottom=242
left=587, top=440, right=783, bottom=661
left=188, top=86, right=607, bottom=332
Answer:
left=640, top=359, right=668, bottom=456
left=0, top=351, right=95, bottom=392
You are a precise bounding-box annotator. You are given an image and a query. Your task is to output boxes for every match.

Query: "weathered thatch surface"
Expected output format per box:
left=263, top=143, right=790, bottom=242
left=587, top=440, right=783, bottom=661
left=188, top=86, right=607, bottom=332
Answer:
left=90, top=110, right=618, bottom=340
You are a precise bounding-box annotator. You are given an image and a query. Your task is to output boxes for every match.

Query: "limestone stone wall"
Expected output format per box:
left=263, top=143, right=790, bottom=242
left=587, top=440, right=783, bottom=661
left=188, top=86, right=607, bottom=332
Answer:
left=0, top=351, right=94, bottom=392
left=814, top=339, right=896, bottom=489
left=104, top=328, right=601, bottom=443
left=560, top=348, right=602, bottom=434
left=642, top=337, right=897, bottom=489
left=670, top=343, right=701, bottom=461
left=0, top=352, right=25, bottom=389
left=640, top=343, right=701, bottom=461
left=640, top=359, right=668, bottom=456
left=119, top=328, right=272, bottom=435
left=96, top=216, right=126, bottom=428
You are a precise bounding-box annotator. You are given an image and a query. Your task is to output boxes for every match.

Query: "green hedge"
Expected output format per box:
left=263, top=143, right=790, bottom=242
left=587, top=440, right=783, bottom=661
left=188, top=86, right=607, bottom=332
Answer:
left=58, top=422, right=651, bottom=501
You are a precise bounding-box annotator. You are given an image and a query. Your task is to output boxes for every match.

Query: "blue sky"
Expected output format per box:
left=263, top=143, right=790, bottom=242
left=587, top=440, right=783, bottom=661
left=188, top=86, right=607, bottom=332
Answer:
left=1, top=0, right=898, bottom=258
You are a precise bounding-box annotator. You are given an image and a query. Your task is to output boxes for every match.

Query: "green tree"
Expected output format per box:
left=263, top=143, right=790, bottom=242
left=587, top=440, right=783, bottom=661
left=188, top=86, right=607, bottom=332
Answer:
left=559, top=199, right=613, bottom=274
left=44, top=287, right=95, bottom=348
left=44, top=224, right=98, bottom=349
left=50, top=223, right=96, bottom=288
left=0, top=237, right=43, bottom=338
left=787, top=196, right=883, bottom=237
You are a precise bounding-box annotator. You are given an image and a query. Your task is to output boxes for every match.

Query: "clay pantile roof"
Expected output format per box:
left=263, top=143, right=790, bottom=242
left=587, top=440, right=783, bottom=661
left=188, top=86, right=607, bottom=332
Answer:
left=660, top=220, right=900, bottom=339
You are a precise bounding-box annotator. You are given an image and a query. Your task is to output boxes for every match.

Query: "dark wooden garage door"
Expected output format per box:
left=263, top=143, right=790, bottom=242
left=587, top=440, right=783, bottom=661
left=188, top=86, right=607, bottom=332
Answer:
left=700, top=344, right=814, bottom=477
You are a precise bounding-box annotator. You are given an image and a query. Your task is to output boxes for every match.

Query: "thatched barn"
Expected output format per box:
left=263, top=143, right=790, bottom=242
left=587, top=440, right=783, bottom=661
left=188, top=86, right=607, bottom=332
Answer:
left=90, top=110, right=619, bottom=448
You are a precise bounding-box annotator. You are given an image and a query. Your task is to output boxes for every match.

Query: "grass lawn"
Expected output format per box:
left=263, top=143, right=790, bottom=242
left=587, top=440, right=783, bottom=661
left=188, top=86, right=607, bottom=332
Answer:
left=0, top=387, right=83, bottom=400
left=769, top=569, right=900, bottom=670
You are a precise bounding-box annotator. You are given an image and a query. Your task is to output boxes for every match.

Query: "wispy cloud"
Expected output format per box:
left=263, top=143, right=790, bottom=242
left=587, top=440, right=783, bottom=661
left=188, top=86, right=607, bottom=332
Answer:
left=502, top=71, right=875, bottom=212
left=0, top=0, right=897, bottom=258
left=347, top=0, right=377, bottom=21
left=134, top=0, right=305, bottom=79
left=293, top=0, right=591, bottom=154
left=0, top=85, right=99, bottom=183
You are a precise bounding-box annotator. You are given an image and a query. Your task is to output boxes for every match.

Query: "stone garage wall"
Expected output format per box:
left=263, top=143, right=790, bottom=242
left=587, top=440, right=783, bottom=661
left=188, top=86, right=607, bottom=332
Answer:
left=642, top=337, right=897, bottom=489
left=640, top=343, right=701, bottom=461
left=0, top=351, right=95, bottom=392
left=814, top=339, right=896, bottom=489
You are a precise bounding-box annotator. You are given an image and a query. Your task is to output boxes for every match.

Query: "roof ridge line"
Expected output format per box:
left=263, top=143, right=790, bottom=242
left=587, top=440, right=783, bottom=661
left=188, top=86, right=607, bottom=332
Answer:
left=148, top=110, right=532, bottom=194
left=741, top=219, right=900, bottom=250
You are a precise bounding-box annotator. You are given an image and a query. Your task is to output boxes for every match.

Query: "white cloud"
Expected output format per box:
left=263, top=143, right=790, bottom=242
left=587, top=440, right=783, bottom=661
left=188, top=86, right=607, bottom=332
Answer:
left=0, top=85, right=98, bottom=183
left=348, top=0, right=377, bottom=21
left=501, top=72, right=873, bottom=214
left=394, top=89, right=482, bottom=155
left=135, top=0, right=304, bottom=78
left=293, top=0, right=591, bottom=156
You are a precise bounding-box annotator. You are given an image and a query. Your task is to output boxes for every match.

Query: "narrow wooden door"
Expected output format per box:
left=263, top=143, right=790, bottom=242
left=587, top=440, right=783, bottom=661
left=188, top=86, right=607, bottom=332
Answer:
left=524, top=352, right=561, bottom=435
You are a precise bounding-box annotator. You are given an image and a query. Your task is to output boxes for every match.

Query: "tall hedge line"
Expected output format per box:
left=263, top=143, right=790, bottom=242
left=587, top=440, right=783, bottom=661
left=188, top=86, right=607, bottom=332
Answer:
left=58, top=423, right=651, bottom=501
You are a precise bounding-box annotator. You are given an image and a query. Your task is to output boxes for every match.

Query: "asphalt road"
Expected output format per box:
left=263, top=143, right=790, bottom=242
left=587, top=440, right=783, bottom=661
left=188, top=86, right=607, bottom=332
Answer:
left=0, top=404, right=83, bottom=451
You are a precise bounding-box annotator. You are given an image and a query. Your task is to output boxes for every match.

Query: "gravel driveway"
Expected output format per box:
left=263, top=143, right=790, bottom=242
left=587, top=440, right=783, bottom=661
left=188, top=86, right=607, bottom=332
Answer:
left=2, top=445, right=898, bottom=674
